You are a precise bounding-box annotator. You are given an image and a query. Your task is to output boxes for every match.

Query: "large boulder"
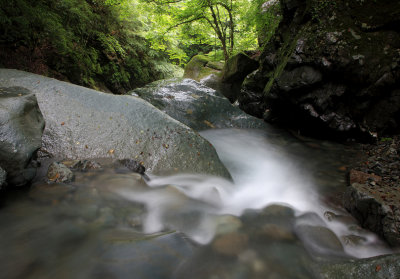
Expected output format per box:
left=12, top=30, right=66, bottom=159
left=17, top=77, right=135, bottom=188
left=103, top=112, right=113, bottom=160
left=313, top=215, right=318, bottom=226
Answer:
left=220, top=53, right=259, bottom=102
left=344, top=182, right=400, bottom=247
left=0, top=69, right=230, bottom=178
left=239, top=0, right=400, bottom=140
left=130, top=78, right=267, bottom=131
left=183, top=55, right=223, bottom=82
left=0, top=87, right=44, bottom=187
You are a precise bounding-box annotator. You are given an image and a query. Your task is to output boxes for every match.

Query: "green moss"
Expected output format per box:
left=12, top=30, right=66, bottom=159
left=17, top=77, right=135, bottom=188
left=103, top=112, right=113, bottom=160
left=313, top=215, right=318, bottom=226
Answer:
left=263, top=31, right=303, bottom=96
left=183, top=55, right=222, bottom=81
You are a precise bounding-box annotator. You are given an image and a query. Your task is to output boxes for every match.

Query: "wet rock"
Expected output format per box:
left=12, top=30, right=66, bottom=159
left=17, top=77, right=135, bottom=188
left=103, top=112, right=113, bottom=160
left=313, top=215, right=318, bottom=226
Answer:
left=242, top=204, right=296, bottom=231
left=0, top=167, right=6, bottom=190
left=47, top=162, right=75, bottom=183
left=66, top=160, right=103, bottom=171
left=0, top=69, right=230, bottom=178
left=28, top=183, right=75, bottom=203
left=114, top=159, right=145, bottom=174
left=220, top=53, right=259, bottom=102
left=315, top=253, right=400, bottom=279
left=183, top=55, right=222, bottom=81
left=323, top=211, right=358, bottom=226
left=93, top=231, right=194, bottom=279
left=214, top=215, right=242, bottom=236
left=0, top=87, right=44, bottom=187
left=295, top=225, right=344, bottom=256
left=257, top=223, right=296, bottom=241
left=341, top=235, right=367, bottom=247
left=211, top=232, right=249, bottom=256
left=239, top=0, right=400, bottom=139
left=130, top=78, right=266, bottom=131
left=344, top=183, right=400, bottom=246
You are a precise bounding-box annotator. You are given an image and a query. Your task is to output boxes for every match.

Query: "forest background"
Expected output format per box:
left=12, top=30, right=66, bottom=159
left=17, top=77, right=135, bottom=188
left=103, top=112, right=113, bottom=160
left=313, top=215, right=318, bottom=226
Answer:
left=0, top=0, right=281, bottom=94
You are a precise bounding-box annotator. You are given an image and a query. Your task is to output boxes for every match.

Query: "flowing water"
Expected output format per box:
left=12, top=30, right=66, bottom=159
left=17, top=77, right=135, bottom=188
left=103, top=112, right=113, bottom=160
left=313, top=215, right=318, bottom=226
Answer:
left=0, top=127, right=393, bottom=279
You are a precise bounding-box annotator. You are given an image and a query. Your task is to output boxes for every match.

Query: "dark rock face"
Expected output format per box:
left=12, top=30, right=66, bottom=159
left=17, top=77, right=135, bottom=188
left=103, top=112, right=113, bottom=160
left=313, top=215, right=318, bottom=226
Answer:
left=239, top=0, right=400, bottom=140
left=0, top=87, right=45, bottom=187
left=220, top=53, right=259, bottom=102
left=344, top=182, right=400, bottom=247
left=0, top=167, right=6, bottom=190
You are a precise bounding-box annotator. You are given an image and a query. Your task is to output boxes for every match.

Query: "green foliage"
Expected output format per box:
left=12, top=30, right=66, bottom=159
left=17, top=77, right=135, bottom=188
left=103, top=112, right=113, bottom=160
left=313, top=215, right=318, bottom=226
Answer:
left=0, top=0, right=281, bottom=90
left=246, top=0, right=282, bottom=47
left=0, top=0, right=175, bottom=93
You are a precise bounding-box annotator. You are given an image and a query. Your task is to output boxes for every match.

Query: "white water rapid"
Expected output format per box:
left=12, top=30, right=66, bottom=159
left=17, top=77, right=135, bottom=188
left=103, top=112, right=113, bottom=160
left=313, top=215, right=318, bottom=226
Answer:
left=118, top=128, right=390, bottom=258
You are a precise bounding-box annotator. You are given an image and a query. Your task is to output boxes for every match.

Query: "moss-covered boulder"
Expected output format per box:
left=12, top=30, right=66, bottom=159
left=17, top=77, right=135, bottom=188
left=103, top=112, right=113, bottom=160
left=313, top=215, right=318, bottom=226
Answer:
left=220, top=53, right=259, bottom=102
left=239, top=0, right=400, bottom=140
left=183, top=55, right=223, bottom=82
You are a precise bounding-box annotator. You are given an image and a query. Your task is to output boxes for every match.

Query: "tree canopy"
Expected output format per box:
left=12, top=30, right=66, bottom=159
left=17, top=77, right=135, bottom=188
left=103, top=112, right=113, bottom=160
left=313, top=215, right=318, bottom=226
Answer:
left=0, top=0, right=281, bottom=91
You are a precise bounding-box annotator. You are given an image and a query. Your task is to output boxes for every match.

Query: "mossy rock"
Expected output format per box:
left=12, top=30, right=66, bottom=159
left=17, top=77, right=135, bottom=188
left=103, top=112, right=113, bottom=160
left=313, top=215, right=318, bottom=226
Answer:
left=184, top=55, right=223, bottom=81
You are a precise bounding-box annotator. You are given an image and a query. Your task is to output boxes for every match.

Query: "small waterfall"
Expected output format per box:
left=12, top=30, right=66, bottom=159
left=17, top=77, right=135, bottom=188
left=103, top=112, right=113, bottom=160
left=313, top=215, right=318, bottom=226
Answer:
left=118, top=128, right=390, bottom=257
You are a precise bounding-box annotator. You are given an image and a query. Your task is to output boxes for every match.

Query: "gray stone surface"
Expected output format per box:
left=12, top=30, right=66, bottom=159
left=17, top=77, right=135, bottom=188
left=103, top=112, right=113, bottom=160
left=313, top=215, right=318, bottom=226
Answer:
left=0, top=69, right=230, bottom=177
left=0, top=86, right=44, bottom=186
left=130, top=78, right=267, bottom=131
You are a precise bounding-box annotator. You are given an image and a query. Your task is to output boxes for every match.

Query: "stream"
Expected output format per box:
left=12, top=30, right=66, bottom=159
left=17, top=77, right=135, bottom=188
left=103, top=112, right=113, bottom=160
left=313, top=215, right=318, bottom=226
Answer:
left=0, top=79, right=395, bottom=278
left=0, top=126, right=393, bottom=279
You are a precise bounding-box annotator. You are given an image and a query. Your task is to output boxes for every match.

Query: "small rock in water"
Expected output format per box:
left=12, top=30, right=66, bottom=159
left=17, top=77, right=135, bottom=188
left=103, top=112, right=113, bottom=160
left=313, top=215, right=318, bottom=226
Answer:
left=257, top=224, right=296, bottom=241
left=212, top=232, right=249, bottom=256
left=63, top=160, right=102, bottom=171
left=114, top=159, right=145, bottom=175
left=295, top=224, right=344, bottom=256
left=47, top=162, right=75, bottom=183
left=341, top=235, right=367, bottom=247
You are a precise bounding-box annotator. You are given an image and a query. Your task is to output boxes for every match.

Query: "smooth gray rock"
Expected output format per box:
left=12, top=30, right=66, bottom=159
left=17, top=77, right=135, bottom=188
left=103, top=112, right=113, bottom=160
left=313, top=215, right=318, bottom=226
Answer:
left=0, top=86, right=44, bottom=186
left=130, top=78, right=267, bottom=131
left=0, top=69, right=230, bottom=177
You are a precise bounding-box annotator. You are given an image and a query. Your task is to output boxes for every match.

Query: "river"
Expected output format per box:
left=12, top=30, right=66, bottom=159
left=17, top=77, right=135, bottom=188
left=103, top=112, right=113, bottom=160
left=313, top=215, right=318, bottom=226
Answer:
left=0, top=124, right=393, bottom=279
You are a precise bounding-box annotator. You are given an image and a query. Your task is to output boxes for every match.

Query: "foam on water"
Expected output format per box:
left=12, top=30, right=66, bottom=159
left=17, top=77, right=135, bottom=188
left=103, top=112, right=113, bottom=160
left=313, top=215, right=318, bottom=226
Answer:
left=118, top=128, right=390, bottom=257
